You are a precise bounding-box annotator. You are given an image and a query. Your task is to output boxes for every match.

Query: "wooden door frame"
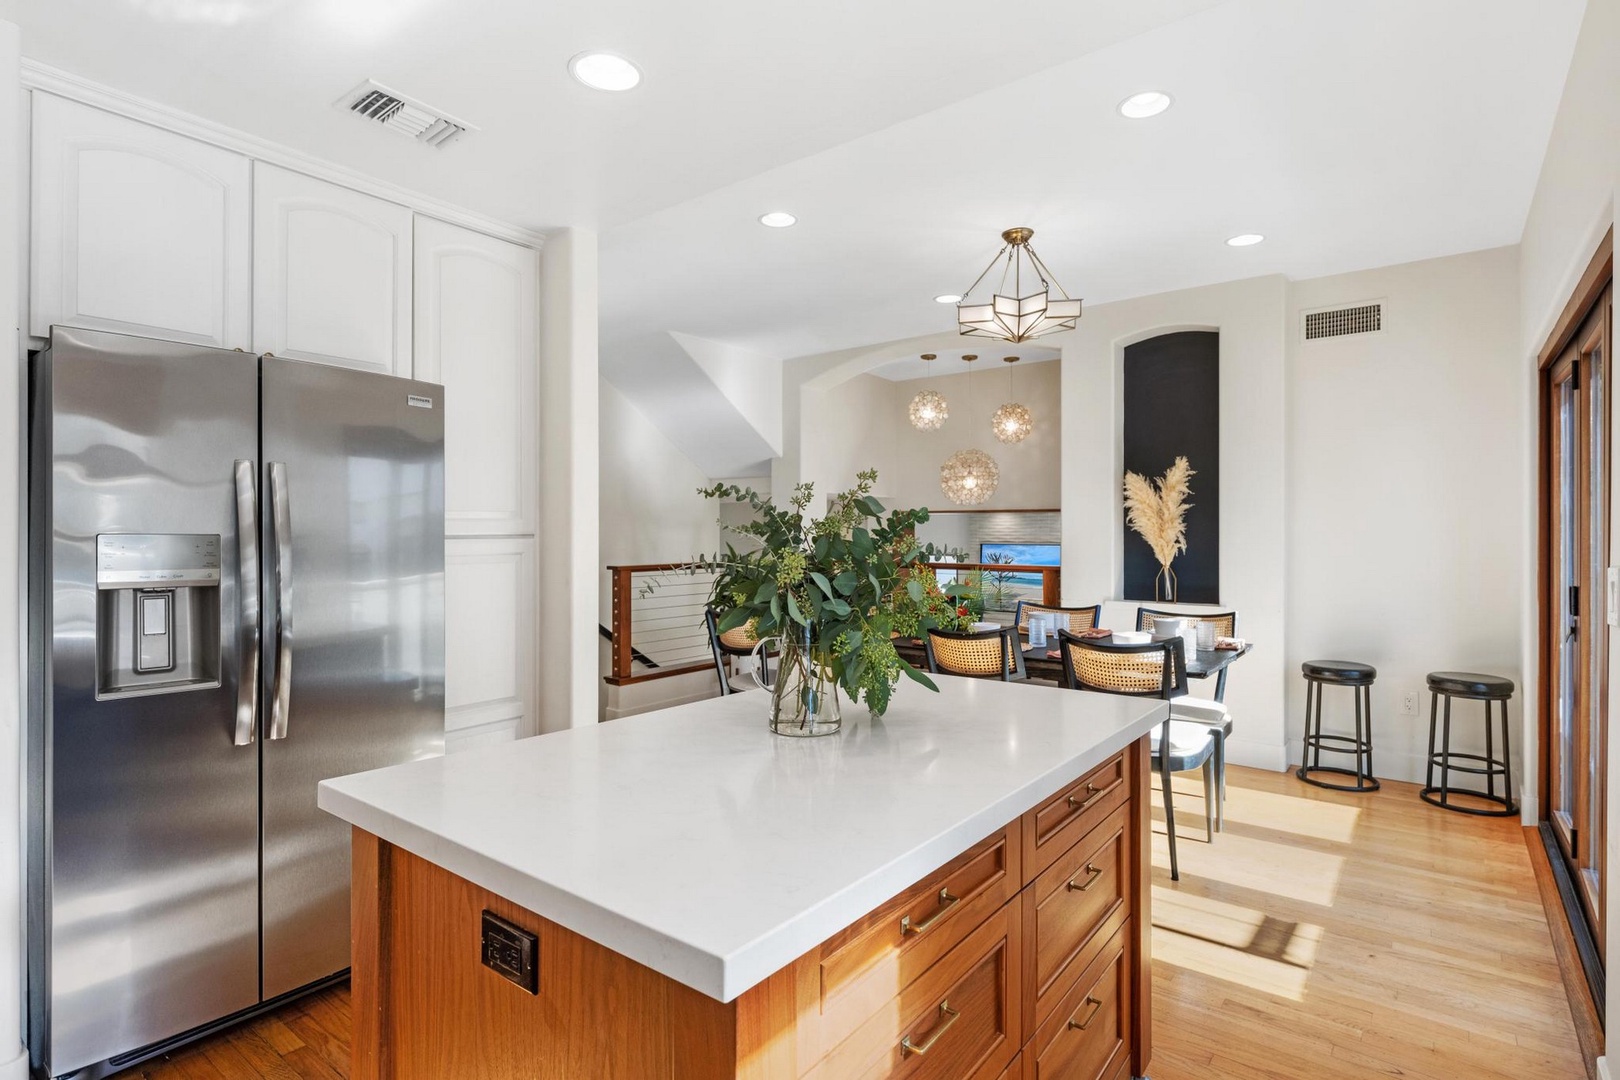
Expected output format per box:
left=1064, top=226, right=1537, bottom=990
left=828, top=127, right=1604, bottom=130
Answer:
left=1540, top=227, right=1614, bottom=825
left=1536, top=231, right=1614, bottom=1026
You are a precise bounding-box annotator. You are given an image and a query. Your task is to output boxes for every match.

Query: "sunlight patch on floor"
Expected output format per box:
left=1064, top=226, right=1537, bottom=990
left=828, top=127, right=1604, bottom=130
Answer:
left=1150, top=827, right=1347, bottom=906
left=1152, top=886, right=1324, bottom=1002
left=1217, top=784, right=1362, bottom=843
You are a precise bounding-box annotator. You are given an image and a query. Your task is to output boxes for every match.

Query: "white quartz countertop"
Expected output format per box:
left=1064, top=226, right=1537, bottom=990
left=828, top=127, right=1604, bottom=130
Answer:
left=318, top=676, right=1166, bottom=1002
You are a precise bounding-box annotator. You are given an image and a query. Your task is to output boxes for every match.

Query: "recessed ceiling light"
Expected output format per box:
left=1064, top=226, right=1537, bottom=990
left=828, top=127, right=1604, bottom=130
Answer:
left=934, top=294, right=963, bottom=304
left=1118, top=91, right=1173, bottom=119
left=1226, top=233, right=1265, bottom=247
left=568, top=52, right=642, bottom=92
left=758, top=211, right=797, bottom=228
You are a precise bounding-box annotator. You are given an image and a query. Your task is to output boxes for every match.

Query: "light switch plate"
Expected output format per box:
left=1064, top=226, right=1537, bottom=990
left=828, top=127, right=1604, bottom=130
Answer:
left=1608, top=566, right=1619, bottom=627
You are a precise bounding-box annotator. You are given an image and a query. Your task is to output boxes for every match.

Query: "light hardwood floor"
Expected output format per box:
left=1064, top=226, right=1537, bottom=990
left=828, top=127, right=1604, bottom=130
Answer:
left=111, top=766, right=1588, bottom=1080
left=1150, top=766, right=1588, bottom=1080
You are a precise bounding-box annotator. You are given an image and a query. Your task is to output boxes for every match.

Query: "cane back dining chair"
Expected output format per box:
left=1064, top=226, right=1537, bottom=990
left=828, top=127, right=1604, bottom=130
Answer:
left=924, top=626, right=1027, bottom=682
left=1013, top=602, right=1102, bottom=635
left=706, top=608, right=775, bottom=696
left=1136, top=606, right=1239, bottom=806
left=1057, top=630, right=1216, bottom=881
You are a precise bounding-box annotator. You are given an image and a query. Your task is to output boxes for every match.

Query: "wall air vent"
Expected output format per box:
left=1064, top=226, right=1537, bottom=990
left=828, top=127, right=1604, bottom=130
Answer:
left=337, top=80, right=474, bottom=148
left=1302, top=301, right=1385, bottom=342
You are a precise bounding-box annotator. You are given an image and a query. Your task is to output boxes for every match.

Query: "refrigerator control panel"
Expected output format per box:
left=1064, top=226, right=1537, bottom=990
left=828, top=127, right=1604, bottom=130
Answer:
left=96, top=533, right=221, bottom=589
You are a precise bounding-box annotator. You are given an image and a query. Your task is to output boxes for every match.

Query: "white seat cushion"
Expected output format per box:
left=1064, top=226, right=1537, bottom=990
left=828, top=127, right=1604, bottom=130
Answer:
left=1170, top=697, right=1228, bottom=724
left=1150, top=719, right=1216, bottom=759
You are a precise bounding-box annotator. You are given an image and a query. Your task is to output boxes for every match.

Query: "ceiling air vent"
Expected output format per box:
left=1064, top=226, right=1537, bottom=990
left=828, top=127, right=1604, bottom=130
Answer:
left=1302, top=301, right=1384, bottom=342
left=337, top=80, right=474, bottom=148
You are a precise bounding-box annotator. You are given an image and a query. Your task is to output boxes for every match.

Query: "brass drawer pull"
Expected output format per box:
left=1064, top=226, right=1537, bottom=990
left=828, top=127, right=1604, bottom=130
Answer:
left=1066, top=863, right=1104, bottom=892
left=1066, top=775, right=1123, bottom=813
left=900, top=1000, right=961, bottom=1056
left=900, top=888, right=960, bottom=936
left=1068, top=994, right=1104, bottom=1032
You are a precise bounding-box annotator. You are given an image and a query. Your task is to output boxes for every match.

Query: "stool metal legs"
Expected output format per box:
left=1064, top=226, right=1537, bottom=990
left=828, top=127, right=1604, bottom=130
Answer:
left=1421, top=691, right=1516, bottom=816
left=1297, top=677, right=1381, bottom=792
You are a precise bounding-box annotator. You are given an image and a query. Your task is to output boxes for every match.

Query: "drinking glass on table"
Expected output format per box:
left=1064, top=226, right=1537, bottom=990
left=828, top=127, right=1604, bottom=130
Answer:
left=1029, top=615, right=1047, bottom=649
left=1195, top=620, right=1216, bottom=651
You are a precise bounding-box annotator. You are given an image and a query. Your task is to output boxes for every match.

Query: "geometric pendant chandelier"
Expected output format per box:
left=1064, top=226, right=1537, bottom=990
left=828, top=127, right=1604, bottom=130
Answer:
left=955, top=227, right=1082, bottom=344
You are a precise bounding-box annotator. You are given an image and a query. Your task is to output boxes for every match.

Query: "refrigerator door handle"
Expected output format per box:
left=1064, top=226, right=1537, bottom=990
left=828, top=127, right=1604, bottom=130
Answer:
left=268, top=461, right=293, bottom=741
left=233, top=460, right=259, bottom=746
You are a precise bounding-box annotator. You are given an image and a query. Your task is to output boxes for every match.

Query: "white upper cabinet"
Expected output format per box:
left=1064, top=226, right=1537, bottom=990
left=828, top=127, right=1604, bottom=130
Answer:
left=30, top=92, right=252, bottom=349
left=413, top=217, right=540, bottom=536
left=253, top=164, right=413, bottom=376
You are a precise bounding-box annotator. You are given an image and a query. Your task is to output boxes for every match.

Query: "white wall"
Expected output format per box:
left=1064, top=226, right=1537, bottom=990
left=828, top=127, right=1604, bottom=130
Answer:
left=537, top=228, right=601, bottom=734
left=598, top=381, right=726, bottom=720
left=1287, top=246, right=1524, bottom=783
left=803, top=372, right=899, bottom=505
left=1060, top=276, right=1291, bottom=771
left=1513, top=0, right=1620, bottom=1059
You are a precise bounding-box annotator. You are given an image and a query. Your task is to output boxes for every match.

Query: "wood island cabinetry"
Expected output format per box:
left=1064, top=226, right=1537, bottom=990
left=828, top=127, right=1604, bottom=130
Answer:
left=347, top=738, right=1153, bottom=1080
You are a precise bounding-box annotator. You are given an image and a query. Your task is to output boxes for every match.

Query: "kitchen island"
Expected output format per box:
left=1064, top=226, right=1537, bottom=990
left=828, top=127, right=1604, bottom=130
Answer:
left=318, top=675, right=1166, bottom=1080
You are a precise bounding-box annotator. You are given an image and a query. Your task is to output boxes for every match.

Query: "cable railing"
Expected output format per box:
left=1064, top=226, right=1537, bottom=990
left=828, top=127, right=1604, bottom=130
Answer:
left=604, top=560, right=1062, bottom=687
left=604, top=563, right=720, bottom=686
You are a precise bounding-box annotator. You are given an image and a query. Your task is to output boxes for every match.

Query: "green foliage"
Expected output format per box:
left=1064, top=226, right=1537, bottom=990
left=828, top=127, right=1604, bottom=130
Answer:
left=681, top=470, right=968, bottom=714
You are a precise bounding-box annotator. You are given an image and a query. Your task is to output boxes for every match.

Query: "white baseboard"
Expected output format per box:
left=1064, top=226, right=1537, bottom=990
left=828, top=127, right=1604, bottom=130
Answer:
left=1597, top=1055, right=1611, bottom=1080
left=1224, top=736, right=1287, bottom=772
left=0, top=1044, right=26, bottom=1080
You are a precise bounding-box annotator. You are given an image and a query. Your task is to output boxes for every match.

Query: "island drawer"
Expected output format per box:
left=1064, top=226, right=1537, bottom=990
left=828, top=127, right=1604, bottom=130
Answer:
left=1022, top=752, right=1128, bottom=883
left=997, top=1052, right=1021, bottom=1079
left=1025, top=923, right=1131, bottom=1080
left=1022, top=803, right=1131, bottom=1030
left=804, top=898, right=1022, bottom=1080
left=812, top=822, right=1021, bottom=1045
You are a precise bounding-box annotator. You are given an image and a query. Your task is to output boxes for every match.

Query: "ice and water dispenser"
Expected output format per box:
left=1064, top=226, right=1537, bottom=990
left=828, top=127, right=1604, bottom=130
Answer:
left=95, top=533, right=223, bottom=697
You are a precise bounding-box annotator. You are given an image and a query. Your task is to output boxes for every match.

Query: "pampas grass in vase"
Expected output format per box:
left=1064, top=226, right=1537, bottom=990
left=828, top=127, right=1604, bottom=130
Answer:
left=1122, top=457, right=1195, bottom=602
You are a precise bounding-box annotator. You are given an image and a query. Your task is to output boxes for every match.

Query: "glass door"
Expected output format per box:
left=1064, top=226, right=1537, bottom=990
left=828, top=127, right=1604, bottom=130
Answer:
left=1545, top=287, right=1611, bottom=957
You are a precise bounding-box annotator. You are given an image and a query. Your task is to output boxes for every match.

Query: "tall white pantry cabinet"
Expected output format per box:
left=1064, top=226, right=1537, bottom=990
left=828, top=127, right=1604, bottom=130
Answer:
left=28, top=91, right=542, bottom=748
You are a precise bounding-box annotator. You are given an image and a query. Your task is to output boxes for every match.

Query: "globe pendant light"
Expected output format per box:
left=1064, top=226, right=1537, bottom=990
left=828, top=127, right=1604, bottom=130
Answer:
left=908, top=353, right=949, bottom=431
left=955, top=227, right=1082, bottom=343
left=991, top=356, right=1034, bottom=444
left=940, top=354, right=1000, bottom=505
left=940, top=448, right=1000, bottom=505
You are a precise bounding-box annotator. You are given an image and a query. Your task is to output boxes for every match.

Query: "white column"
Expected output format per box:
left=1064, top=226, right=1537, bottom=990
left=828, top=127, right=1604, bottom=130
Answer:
left=538, top=227, right=600, bottom=732
left=0, top=19, right=29, bottom=1080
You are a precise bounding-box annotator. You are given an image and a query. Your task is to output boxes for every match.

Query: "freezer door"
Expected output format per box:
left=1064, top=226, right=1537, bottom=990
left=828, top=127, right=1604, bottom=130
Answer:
left=30, top=329, right=261, bottom=1076
left=259, top=356, right=445, bottom=998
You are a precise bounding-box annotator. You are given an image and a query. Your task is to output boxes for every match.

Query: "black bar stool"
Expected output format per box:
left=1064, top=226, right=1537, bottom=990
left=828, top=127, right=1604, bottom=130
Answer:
left=1422, top=672, right=1516, bottom=816
left=1297, top=660, right=1380, bottom=792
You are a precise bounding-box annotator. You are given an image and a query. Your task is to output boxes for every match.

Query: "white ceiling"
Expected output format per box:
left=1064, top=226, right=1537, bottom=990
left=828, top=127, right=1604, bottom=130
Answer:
left=0, top=0, right=1589, bottom=468
left=869, top=347, right=1061, bottom=383
left=600, top=0, right=1586, bottom=368
left=0, top=0, right=1222, bottom=229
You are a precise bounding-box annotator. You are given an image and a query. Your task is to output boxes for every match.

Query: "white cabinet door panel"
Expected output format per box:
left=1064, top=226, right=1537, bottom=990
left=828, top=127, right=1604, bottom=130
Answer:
left=253, top=164, right=412, bottom=375
left=31, top=92, right=251, bottom=347
left=414, top=217, right=540, bottom=536
left=445, top=537, right=535, bottom=736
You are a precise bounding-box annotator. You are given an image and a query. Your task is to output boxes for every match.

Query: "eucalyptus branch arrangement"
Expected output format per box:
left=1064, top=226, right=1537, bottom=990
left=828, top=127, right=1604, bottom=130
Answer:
left=1122, top=456, right=1195, bottom=601
left=687, top=470, right=974, bottom=715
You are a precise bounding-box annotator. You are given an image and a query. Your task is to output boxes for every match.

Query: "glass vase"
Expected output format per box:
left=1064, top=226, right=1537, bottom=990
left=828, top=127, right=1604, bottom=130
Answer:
left=768, top=630, right=842, bottom=737
left=1154, top=564, right=1178, bottom=603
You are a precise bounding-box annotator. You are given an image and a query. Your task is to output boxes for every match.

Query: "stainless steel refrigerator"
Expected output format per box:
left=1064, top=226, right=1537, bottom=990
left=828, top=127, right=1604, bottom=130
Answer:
left=27, top=327, right=445, bottom=1078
